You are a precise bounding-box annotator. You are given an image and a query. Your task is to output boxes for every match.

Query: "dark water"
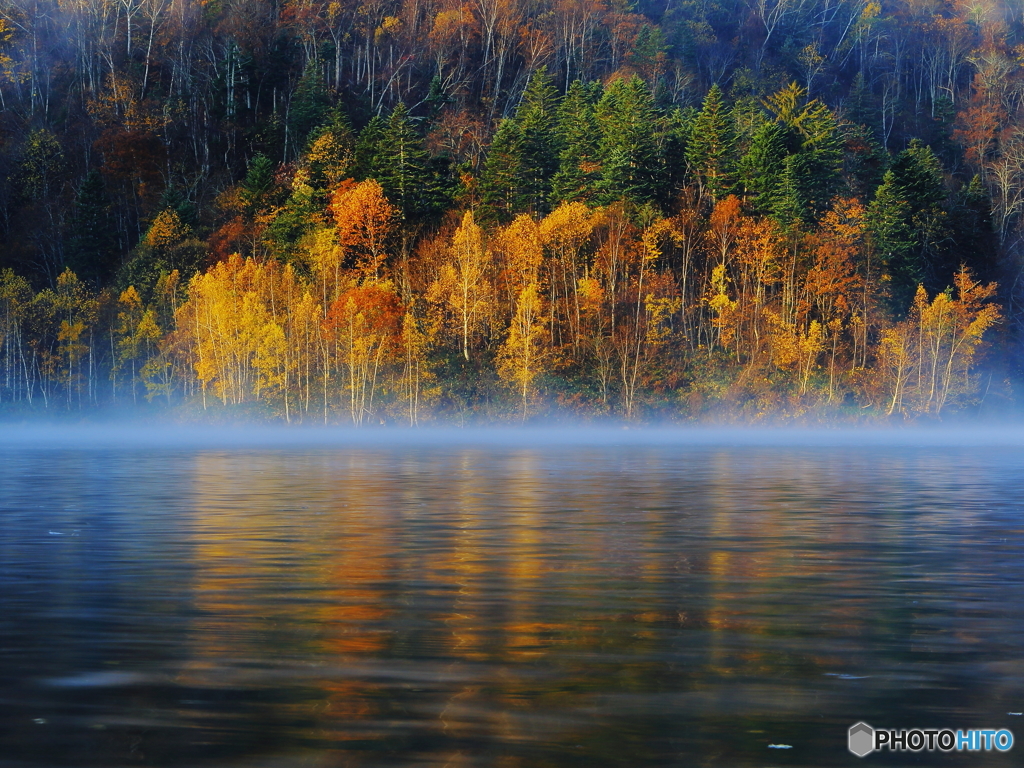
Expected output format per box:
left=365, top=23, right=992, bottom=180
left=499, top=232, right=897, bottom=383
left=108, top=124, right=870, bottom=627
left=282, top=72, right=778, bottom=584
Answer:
left=2, top=428, right=1024, bottom=767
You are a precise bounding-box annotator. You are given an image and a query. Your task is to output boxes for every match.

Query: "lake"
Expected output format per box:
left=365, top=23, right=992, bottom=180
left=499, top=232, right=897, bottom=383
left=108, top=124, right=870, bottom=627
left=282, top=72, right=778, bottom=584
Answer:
left=2, top=426, right=1023, bottom=766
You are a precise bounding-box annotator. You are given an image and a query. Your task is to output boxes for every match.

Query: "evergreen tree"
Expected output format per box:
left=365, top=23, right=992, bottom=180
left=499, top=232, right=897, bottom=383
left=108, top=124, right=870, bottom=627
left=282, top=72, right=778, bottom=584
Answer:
left=868, top=169, right=919, bottom=315
left=770, top=154, right=808, bottom=230
left=241, top=154, right=278, bottom=220
left=118, top=209, right=206, bottom=299
left=843, top=122, right=888, bottom=200
left=888, top=140, right=946, bottom=211
left=377, top=103, right=449, bottom=228
left=738, top=121, right=788, bottom=214
left=65, top=170, right=118, bottom=287
left=661, top=106, right=694, bottom=202
left=515, top=66, right=561, bottom=214
left=288, top=60, right=331, bottom=157
left=789, top=101, right=844, bottom=220
left=596, top=75, right=664, bottom=206
left=159, top=186, right=198, bottom=230
left=871, top=140, right=952, bottom=312
left=846, top=72, right=882, bottom=139
left=685, top=84, right=735, bottom=200
left=949, top=175, right=997, bottom=281
left=351, top=115, right=388, bottom=181
left=304, top=107, right=355, bottom=193
left=552, top=80, right=602, bottom=205
left=478, top=118, right=524, bottom=223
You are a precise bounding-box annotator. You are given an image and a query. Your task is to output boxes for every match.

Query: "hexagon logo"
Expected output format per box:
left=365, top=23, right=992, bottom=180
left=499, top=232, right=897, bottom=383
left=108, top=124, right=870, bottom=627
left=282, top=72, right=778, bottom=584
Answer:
left=849, top=722, right=875, bottom=757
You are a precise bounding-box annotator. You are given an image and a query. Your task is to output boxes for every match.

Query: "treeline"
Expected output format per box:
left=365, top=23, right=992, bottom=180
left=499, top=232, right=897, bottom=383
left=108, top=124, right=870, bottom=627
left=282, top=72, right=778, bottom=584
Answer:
left=0, top=0, right=1019, bottom=420
left=0, top=109, right=1004, bottom=421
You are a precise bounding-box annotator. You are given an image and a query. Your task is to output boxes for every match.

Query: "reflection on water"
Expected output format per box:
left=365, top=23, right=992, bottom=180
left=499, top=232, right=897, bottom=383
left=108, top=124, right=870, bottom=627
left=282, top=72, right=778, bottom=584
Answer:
left=2, top=439, right=1023, bottom=766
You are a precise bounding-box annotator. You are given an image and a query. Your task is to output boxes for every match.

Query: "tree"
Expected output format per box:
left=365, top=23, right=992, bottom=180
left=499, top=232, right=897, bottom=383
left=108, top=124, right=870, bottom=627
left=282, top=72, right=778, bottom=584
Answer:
left=351, top=115, right=388, bottom=181
left=478, top=118, right=525, bottom=223
left=880, top=270, right=1000, bottom=416
left=289, top=60, right=331, bottom=156
left=868, top=141, right=951, bottom=315
left=686, top=84, right=734, bottom=200
left=428, top=211, right=490, bottom=361
left=325, top=283, right=403, bottom=424
left=119, top=209, right=207, bottom=299
left=514, top=66, right=561, bottom=214
left=113, top=285, right=161, bottom=404
left=329, top=180, right=397, bottom=281
left=552, top=80, right=601, bottom=205
left=66, top=170, right=118, bottom=287
left=596, top=76, right=664, bottom=206
left=376, top=103, right=445, bottom=230
left=496, top=282, right=546, bottom=419
left=738, top=121, right=788, bottom=214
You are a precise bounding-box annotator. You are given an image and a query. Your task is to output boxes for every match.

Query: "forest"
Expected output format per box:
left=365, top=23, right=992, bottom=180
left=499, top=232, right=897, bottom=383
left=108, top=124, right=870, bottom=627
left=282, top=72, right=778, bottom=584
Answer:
left=0, top=0, right=1019, bottom=422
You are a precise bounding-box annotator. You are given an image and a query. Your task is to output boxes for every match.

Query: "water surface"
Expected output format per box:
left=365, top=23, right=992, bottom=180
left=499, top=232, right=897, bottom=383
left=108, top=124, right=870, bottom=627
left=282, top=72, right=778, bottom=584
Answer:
left=2, top=428, right=1023, bottom=766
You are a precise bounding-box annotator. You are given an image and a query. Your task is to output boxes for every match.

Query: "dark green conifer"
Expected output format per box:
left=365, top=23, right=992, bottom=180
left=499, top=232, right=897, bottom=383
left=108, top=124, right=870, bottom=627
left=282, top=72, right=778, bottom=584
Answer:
left=738, top=121, right=788, bottom=214
left=288, top=60, right=331, bottom=157
left=515, top=66, right=561, bottom=214
left=868, top=169, right=920, bottom=315
left=65, top=170, right=118, bottom=287
left=478, top=118, right=524, bottom=224
left=552, top=80, right=602, bottom=205
left=685, top=84, right=735, bottom=200
left=595, top=75, right=664, bottom=206
left=351, top=115, right=388, bottom=181
left=378, top=103, right=448, bottom=227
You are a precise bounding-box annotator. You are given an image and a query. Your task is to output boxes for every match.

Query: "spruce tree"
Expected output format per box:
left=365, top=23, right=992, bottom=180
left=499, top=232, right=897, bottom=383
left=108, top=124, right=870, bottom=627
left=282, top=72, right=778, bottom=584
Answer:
left=685, top=84, right=735, bottom=200
left=351, top=115, right=388, bottom=181
left=377, top=103, right=439, bottom=227
left=65, top=170, right=118, bottom=287
left=241, top=154, right=277, bottom=220
left=288, top=61, right=330, bottom=157
left=478, top=118, right=524, bottom=224
left=595, top=75, right=664, bottom=206
left=868, top=169, right=919, bottom=315
left=790, top=101, right=844, bottom=220
left=515, top=66, right=561, bottom=214
left=738, top=121, right=788, bottom=214
left=949, top=175, right=996, bottom=281
left=552, top=80, right=602, bottom=205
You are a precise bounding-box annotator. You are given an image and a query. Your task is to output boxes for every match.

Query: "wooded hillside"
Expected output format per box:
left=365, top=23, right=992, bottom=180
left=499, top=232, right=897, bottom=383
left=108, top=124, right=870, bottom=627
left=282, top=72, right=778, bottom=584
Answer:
left=0, top=0, right=1018, bottom=421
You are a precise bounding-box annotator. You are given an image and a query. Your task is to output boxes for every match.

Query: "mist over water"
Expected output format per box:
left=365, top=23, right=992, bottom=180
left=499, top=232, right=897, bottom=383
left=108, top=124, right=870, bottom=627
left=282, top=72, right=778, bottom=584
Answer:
left=1, top=425, right=1023, bottom=766
left=3, top=420, right=1024, bottom=450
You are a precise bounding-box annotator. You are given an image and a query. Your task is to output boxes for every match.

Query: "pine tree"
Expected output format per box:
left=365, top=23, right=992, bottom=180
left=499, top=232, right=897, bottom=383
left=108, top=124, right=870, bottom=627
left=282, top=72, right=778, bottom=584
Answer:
left=868, top=169, right=920, bottom=316
left=686, top=84, right=735, bottom=200
left=304, top=107, right=355, bottom=193
left=119, top=209, right=205, bottom=299
left=789, top=101, right=844, bottom=220
left=949, top=175, right=996, bottom=281
left=869, top=140, right=952, bottom=313
left=241, top=154, right=277, bottom=216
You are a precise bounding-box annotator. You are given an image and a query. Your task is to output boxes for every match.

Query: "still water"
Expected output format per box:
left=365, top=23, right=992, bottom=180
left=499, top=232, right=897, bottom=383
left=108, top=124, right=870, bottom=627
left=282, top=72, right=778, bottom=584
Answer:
left=2, top=427, right=1023, bottom=766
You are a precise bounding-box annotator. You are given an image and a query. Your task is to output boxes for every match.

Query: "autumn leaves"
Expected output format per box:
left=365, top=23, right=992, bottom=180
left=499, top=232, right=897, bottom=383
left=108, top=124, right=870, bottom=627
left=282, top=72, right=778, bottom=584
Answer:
left=0, top=185, right=1003, bottom=422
